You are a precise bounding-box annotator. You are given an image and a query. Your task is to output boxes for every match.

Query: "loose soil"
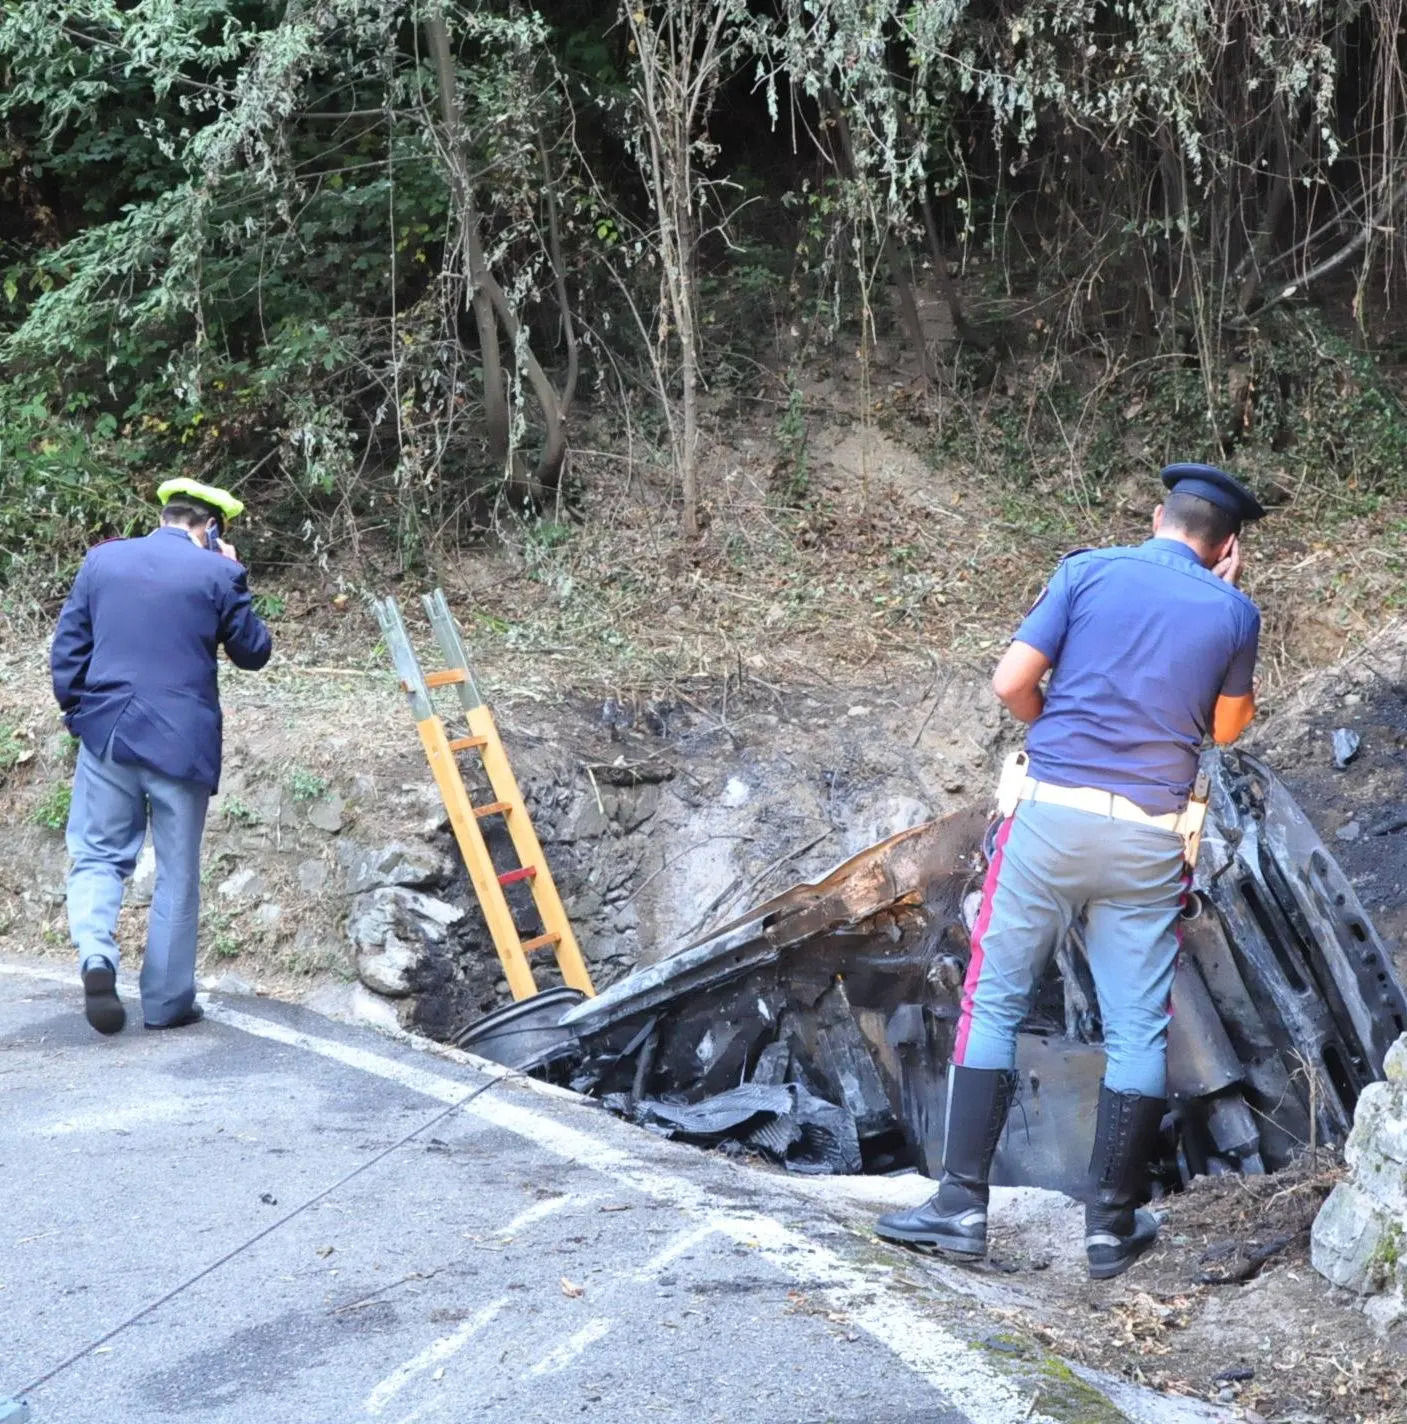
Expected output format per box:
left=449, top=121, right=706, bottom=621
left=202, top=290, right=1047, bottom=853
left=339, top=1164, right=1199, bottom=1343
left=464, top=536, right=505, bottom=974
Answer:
left=994, top=1161, right=1407, bottom=1423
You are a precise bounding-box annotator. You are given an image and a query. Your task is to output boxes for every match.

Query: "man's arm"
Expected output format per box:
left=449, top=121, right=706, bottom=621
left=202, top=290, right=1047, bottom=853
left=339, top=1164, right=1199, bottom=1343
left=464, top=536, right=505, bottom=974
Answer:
left=217, top=565, right=273, bottom=671
left=992, top=641, right=1053, bottom=724
left=1211, top=607, right=1260, bottom=745
left=995, top=556, right=1076, bottom=723
left=51, top=560, right=94, bottom=723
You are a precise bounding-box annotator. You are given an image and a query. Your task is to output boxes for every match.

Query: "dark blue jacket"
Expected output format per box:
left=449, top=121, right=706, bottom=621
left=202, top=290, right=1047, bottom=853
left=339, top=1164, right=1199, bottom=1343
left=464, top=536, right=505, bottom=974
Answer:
left=50, top=527, right=273, bottom=791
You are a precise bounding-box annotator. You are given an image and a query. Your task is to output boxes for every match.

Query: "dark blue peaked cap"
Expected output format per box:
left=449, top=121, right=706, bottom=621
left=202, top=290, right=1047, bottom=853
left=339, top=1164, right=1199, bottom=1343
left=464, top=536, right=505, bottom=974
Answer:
left=1160, top=463, right=1266, bottom=523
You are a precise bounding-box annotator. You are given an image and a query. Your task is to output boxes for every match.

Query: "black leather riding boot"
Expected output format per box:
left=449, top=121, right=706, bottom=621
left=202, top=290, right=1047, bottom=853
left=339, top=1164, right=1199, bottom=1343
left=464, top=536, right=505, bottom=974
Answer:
left=1085, top=1084, right=1166, bottom=1280
left=875, top=1064, right=1019, bottom=1256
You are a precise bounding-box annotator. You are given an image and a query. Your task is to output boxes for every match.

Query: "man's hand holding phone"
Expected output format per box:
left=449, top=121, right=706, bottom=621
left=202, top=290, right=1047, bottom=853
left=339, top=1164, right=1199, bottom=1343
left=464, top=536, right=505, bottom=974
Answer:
left=1213, top=534, right=1243, bottom=585
left=188, top=521, right=238, bottom=561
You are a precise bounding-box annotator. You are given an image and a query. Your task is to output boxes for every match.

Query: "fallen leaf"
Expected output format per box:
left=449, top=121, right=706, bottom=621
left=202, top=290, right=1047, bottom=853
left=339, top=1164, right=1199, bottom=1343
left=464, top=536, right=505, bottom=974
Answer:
left=560, top=1277, right=584, bottom=1298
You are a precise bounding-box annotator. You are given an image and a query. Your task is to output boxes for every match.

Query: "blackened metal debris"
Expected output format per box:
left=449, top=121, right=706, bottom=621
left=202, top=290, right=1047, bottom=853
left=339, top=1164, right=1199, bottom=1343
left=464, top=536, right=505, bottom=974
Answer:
left=464, top=751, right=1407, bottom=1192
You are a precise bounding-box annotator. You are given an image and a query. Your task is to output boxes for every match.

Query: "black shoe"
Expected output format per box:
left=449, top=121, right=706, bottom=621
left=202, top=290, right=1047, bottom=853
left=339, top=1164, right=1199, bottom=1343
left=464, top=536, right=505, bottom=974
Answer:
left=1087, top=1207, right=1160, bottom=1280
left=1085, top=1084, right=1166, bottom=1280
left=875, top=1065, right=1019, bottom=1256
left=82, top=957, right=126, bottom=1036
left=145, top=1004, right=204, bottom=1031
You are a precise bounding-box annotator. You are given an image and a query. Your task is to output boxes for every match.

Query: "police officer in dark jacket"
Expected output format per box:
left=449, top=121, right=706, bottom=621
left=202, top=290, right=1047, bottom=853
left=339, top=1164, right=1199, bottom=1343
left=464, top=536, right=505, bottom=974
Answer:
left=50, top=479, right=273, bottom=1034
left=877, top=464, right=1264, bottom=1279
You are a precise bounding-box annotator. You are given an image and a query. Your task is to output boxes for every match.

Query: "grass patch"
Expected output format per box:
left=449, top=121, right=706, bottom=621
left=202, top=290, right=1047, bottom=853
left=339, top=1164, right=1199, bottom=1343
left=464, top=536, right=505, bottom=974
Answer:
left=0, top=722, right=31, bottom=780
left=31, top=782, right=72, bottom=830
left=222, top=795, right=262, bottom=826
left=286, top=766, right=329, bottom=801
left=203, top=908, right=241, bottom=959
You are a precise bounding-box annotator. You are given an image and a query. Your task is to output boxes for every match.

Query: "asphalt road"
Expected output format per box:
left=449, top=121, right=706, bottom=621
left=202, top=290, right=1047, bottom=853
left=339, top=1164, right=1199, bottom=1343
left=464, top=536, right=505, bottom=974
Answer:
left=0, top=961, right=1226, bottom=1424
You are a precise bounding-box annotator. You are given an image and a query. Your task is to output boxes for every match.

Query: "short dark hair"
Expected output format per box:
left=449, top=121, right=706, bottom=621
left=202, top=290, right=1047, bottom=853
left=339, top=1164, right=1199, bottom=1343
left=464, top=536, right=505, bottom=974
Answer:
left=1161, top=490, right=1239, bottom=546
left=160, top=496, right=221, bottom=532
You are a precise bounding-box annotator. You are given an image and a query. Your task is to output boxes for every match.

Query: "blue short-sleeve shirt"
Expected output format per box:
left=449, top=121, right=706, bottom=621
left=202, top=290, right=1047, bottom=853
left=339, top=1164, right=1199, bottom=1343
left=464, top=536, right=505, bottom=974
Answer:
left=1013, top=538, right=1260, bottom=814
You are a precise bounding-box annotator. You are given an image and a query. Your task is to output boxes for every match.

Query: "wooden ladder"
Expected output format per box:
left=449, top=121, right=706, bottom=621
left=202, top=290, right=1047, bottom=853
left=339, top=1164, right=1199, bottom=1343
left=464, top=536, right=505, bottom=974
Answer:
left=373, top=589, right=594, bottom=1002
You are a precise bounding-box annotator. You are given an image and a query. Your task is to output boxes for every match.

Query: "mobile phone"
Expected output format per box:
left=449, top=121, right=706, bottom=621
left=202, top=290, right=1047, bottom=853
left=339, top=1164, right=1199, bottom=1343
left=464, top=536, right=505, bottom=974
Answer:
left=204, top=520, right=220, bottom=552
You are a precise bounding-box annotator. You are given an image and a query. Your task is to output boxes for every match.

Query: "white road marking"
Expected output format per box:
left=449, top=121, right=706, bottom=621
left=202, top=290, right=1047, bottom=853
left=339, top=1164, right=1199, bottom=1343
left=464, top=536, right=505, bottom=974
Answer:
left=527, top=1317, right=613, bottom=1376
left=195, top=1002, right=1059, bottom=1424
left=630, top=1221, right=719, bottom=1277
left=496, top=1194, right=575, bottom=1239
left=363, top=1298, right=506, bottom=1415
left=3, top=964, right=1209, bottom=1423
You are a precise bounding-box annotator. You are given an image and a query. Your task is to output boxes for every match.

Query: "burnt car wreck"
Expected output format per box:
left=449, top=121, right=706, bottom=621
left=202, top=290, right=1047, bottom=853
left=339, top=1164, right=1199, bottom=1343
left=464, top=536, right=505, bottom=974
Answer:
left=462, top=751, right=1407, bottom=1195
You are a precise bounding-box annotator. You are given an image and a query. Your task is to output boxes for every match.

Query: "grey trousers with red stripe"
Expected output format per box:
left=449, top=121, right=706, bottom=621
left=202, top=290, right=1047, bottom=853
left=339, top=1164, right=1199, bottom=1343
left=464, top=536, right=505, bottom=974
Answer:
left=955, top=800, right=1187, bottom=1097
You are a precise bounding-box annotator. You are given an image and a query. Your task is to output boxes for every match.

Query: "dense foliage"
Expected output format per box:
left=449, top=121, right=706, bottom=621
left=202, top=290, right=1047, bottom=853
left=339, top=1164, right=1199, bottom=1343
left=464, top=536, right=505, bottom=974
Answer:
left=3, top=0, right=1406, bottom=591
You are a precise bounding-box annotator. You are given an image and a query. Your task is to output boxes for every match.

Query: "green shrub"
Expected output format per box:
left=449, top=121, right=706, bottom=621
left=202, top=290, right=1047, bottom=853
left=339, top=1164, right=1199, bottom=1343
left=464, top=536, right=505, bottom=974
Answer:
left=287, top=767, right=328, bottom=801
left=31, top=782, right=72, bottom=831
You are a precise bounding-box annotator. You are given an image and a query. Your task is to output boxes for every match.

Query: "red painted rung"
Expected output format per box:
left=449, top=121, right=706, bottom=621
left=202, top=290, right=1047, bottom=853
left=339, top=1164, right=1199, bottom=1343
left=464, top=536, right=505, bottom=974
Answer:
left=497, top=866, right=538, bottom=887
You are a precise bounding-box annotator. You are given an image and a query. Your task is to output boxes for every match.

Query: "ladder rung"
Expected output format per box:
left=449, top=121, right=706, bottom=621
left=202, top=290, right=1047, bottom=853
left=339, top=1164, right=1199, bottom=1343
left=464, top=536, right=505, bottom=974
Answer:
left=473, top=800, right=512, bottom=819
left=498, top=866, right=538, bottom=887
left=519, top=932, right=561, bottom=954
left=447, top=735, right=489, bottom=752
left=424, top=668, right=467, bottom=688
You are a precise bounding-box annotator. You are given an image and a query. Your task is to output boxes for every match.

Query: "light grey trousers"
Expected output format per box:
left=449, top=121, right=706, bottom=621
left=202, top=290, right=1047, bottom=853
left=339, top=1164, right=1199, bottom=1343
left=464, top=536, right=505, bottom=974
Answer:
left=65, top=740, right=210, bottom=1026
left=954, top=800, right=1187, bottom=1096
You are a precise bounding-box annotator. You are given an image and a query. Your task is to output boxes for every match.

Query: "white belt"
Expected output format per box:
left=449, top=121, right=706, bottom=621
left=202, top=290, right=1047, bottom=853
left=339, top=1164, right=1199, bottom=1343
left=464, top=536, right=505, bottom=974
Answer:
left=1015, top=777, right=1191, bottom=834
left=994, top=750, right=1210, bottom=865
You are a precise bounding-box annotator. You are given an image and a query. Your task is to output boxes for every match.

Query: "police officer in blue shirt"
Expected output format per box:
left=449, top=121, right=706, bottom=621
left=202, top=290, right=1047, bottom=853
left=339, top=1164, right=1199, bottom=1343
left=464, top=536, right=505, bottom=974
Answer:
left=51, top=479, right=273, bottom=1035
left=877, top=464, right=1264, bottom=1279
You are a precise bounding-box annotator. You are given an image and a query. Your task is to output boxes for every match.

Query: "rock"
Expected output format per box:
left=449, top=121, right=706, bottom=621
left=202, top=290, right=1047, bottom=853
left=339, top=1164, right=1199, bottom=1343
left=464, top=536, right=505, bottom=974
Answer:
left=399, top=783, right=451, bottom=836
left=567, top=889, right=605, bottom=922
left=347, top=887, right=463, bottom=998
left=304, top=980, right=403, bottom=1034
left=1332, top=727, right=1361, bottom=769
left=1312, top=1034, right=1407, bottom=1327
left=569, top=795, right=610, bottom=841
left=218, top=866, right=266, bottom=902
left=609, top=784, right=659, bottom=833
left=199, top=971, right=254, bottom=995
left=252, top=903, right=283, bottom=931
left=307, top=793, right=345, bottom=833
left=1336, top=820, right=1363, bottom=843
left=342, top=840, right=451, bottom=894
left=844, top=795, right=932, bottom=854
left=298, top=859, right=330, bottom=894
left=126, top=844, right=157, bottom=907
left=1312, top=1181, right=1397, bottom=1287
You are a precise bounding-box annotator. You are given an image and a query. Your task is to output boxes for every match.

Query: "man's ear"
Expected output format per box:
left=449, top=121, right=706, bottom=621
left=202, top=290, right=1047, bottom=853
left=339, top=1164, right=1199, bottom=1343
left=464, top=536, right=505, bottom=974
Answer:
left=1152, top=503, right=1165, bottom=534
